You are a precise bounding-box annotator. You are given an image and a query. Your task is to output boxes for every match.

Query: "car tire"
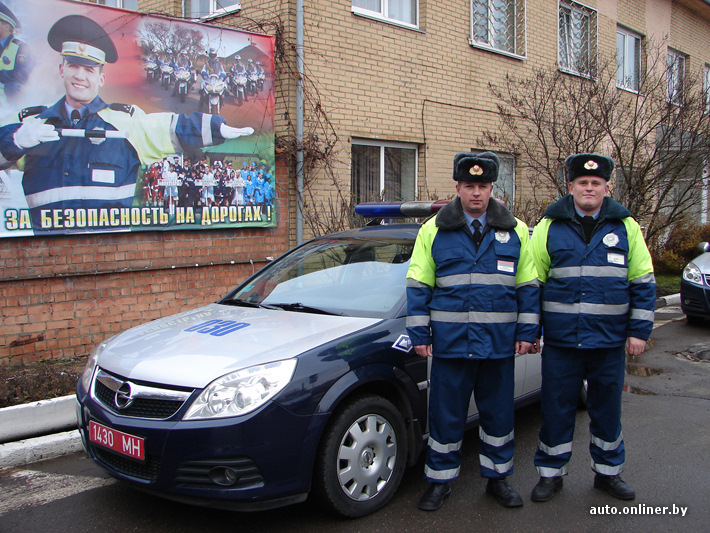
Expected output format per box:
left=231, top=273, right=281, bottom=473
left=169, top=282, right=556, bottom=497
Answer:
left=686, top=314, right=704, bottom=325
left=312, top=394, right=408, bottom=518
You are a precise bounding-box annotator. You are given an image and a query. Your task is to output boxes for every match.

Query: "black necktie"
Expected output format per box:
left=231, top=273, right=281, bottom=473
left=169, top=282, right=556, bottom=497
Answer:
left=70, top=109, right=81, bottom=126
left=472, top=219, right=482, bottom=248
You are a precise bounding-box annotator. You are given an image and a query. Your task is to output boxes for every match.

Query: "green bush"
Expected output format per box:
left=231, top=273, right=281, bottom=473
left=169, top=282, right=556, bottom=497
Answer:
left=651, top=222, right=710, bottom=274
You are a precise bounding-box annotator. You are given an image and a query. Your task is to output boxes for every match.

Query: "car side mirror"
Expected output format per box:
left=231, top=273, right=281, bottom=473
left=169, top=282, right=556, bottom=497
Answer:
left=698, top=242, right=710, bottom=253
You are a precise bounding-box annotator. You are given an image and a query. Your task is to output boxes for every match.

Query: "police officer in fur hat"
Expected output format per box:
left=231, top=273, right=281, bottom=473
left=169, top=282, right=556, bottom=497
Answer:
left=406, top=152, right=540, bottom=511
left=0, top=14, right=253, bottom=233
left=0, top=1, right=30, bottom=105
left=529, top=153, right=655, bottom=503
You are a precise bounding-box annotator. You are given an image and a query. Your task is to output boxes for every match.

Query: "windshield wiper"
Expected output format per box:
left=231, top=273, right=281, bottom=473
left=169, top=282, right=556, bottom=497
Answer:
left=266, top=302, right=339, bottom=315
left=221, top=299, right=280, bottom=310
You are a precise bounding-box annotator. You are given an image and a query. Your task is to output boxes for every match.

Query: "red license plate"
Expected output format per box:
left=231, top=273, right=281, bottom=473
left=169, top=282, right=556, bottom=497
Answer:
left=89, top=421, right=145, bottom=461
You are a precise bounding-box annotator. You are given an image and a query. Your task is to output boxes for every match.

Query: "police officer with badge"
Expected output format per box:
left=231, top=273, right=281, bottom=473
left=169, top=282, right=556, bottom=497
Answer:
left=406, top=152, right=540, bottom=511
left=0, top=15, right=253, bottom=231
left=0, top=1, right=30, bottom=105
left=529, top=153, right=655, bottom=503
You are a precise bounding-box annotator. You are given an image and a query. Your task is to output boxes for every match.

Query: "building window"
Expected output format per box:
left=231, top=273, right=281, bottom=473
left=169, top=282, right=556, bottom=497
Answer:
left=184, top=1, right=242, bottom=20
left=667, top=48, right=686, bottom=106
left=351, top=140, right=417, bottom=203
left=558, top=0, right=597, bottom=78
left=352, top=0, right=419, bottom=29
left=98, top=0, right=138, bottom=9
left=470, top=0, right=526, bottom=58
left=617, top=27, right=641, bottom=92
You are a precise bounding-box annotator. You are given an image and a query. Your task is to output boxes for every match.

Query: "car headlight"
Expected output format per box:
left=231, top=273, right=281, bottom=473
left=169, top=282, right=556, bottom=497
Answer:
left=80, top=336, right=115, bottom=392
left=683, top=262, right=704, bottom=285
left=183, top=359, right=297, bottom=420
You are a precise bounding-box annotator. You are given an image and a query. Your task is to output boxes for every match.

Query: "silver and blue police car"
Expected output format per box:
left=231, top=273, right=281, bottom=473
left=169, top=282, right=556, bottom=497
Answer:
left=75, top=201, right=543, bottom=518
left=680, top=241, right=710, bottom=323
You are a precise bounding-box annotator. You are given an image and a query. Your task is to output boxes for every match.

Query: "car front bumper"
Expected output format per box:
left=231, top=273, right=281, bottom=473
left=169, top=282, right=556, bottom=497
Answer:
left=680, top=279, right=710, bottom=318
left=76, top=379, right=328, bottom=511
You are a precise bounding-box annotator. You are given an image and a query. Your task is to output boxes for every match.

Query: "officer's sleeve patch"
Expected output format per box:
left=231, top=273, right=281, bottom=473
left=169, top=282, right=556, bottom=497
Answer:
left=18, top=106, right=47, bottom=121
left=109, top=103, right=135, bottom=116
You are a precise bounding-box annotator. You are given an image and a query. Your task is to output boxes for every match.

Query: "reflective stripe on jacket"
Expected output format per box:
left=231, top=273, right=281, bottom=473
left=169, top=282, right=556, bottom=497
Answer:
left=531, top=195, right=655, bottom=349
left=406, top=197, right=540, bottom=359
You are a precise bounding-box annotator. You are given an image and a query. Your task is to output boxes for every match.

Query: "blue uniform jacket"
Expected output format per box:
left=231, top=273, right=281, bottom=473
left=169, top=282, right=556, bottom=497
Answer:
left=406, top=197, right=540, bottom=359
left=531, top=195, right=656, bottom=349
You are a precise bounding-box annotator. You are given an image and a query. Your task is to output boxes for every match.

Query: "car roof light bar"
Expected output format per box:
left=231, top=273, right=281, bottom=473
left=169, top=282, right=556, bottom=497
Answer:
left=355, top=201, right=448, bottom=218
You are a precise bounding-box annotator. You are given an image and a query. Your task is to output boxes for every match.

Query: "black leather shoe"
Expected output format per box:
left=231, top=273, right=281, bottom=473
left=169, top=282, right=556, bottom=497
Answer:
left=594, top=474, right=636, bottom=500
left=486, top=478, right=523, bottom=507
left=531, top=476, right=563, bottom=502
left=417, top=482, right=451, bottom=511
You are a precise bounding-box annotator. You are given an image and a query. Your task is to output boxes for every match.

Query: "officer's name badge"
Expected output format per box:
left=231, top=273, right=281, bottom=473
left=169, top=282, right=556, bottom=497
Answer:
left=495, top=230, right=510, bottom=243
left=469, top=165, right=483, bottom=175
left=584, top=160, right=599, bottom=170
left=497, top=260, right=515, bottom=273
left=607, top=253, right=625, bottom=266
left=602, top=232, right=619, bottom=247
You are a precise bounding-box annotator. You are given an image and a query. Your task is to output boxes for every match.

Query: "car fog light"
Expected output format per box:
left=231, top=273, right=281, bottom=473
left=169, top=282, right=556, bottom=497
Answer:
left=209, top=466, right=240, bottom=486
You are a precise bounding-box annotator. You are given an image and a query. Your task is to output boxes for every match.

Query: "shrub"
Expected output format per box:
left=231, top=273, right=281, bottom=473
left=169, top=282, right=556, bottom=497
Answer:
left=650, top=222, right=710, bottom=274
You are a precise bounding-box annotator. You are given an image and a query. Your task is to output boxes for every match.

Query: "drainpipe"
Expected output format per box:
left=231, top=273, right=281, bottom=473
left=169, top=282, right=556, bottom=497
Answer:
left=296, top=0, right=304, bottom=244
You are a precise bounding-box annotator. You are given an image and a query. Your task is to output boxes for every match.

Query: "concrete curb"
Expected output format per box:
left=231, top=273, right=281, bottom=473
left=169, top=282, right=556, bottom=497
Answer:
left=0, top=293, right=683, bottom=470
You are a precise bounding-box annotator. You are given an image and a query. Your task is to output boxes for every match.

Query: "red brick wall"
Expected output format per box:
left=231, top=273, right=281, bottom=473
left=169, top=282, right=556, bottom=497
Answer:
left=0, top=157, right=291, bottom=366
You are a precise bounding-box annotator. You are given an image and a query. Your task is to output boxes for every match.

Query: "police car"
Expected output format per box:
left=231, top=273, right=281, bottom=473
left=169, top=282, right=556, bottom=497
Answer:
left=680, top=241, right=710, bottom=323
left=75, top=201, right=542, bottom=518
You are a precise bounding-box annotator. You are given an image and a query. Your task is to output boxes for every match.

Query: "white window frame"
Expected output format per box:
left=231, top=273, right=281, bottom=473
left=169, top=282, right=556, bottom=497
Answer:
left=667, top=48, right=686, bottom=106
left=558, top=0, right=597, bottom=79
left=98, top=0, right=138, bottom=9
left=183, top=1, right=242, bottom=21
left=616, top=27, right=641, bottom=93
left=351, top=139, right=418, bottom=203
left=469, top=0, right=526, bottom=60
left=352, top=1, right=420, bottom=30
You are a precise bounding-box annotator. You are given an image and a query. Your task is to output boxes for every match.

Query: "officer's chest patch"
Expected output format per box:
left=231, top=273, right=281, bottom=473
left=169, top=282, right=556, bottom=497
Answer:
left=607, top=253, right=625, bottom=266
left=603, top=232, right=619, bottom=247
left=92, top=169, right=115, bottom=184
left=495, top=230, right=510, bottom=243
left=497, top=260, right=515, bottom=273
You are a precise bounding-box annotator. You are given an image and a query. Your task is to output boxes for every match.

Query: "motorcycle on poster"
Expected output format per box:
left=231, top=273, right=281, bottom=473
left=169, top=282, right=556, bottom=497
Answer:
left=0, top=0, right=276, bottom=238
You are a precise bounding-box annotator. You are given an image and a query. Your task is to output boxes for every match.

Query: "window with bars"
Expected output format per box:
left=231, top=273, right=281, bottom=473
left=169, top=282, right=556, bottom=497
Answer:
left=352, top=0, right=419, bottom=28
left=470, top=0, right=526, bottom=58
left=98, top=0, right=138, bottom=9
left=704, top=65, right=710, bottom=114
left=351, top=141, right=417, bottom=203
left=616, top=27, right=641, bottom=92
left=558, top=0, right=597, bottom=78
left=667, top=48, right=686, bottom=106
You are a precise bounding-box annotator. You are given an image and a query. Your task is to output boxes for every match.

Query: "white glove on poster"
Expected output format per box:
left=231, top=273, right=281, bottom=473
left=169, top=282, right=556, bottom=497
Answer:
left=220, top=125, right=255, bottom=139
left=13, top=118, right=60, bottom=149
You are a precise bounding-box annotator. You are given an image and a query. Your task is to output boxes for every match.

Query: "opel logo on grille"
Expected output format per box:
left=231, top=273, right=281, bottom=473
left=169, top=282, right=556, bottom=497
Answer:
left=114, top=381, right=135, bottom=410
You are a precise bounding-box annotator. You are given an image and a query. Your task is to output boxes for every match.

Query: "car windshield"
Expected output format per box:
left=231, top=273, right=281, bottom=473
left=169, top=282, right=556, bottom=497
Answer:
left=223, top=236, right=414, bottom=318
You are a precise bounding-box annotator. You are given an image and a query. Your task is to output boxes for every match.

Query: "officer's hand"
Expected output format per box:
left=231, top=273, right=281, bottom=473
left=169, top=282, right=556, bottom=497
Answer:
left=626, top=337, right=647, bottom=356
left=220, top=124, right=255, bottom=139
left=13, top=118, right=60, bottom=149
left=414, top=344, right=432, bottom=358
left=515, top=341, right=533, bottom=355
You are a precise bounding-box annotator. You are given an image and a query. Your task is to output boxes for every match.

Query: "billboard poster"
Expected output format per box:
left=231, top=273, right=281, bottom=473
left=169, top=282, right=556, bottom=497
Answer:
left=0, top=0, right=276, bottom=238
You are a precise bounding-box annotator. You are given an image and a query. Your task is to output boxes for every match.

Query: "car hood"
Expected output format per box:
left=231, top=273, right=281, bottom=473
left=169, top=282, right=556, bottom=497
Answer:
left=97, top=303, right=381, bottom=389
left=691, top=252, right=710, bottom=272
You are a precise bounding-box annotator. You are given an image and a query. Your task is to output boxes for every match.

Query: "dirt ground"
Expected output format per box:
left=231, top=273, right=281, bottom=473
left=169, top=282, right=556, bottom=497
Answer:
left=0, top=356, right=86, bottom=408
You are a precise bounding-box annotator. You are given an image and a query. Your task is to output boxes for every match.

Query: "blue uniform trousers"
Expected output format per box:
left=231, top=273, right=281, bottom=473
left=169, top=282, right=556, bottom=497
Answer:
left=534, top=344, right=626, bottom=477
left=425, top=356, right=515, bottom=483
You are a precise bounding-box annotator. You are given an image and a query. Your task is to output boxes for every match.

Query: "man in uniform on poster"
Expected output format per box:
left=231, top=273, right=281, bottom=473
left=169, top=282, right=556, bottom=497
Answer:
left=0, top=14, right=254, bottom=232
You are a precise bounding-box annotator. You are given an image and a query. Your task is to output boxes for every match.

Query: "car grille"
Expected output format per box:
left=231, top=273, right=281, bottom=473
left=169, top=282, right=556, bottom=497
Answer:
left=93, top=368, right=193, bottom=420
left=93, top=446, right=161, bottom=481
left=704, top=274, right=710, bottom=286
left=175, top=458, right=264, bottom=489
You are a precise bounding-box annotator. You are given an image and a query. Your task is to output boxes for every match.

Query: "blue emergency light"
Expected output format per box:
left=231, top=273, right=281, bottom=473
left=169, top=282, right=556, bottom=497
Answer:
left=355, top=201, right=448, bottom=218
